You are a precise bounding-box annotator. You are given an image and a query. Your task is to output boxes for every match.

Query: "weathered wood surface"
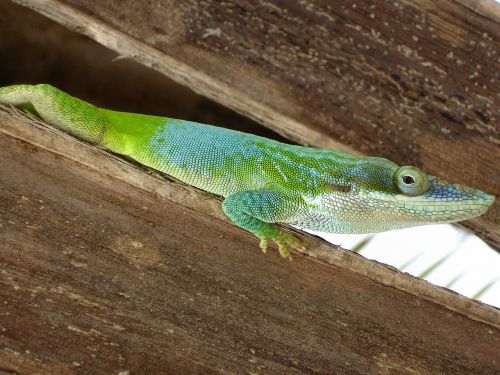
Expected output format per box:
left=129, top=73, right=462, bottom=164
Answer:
left=13, top=0, right=500, bottom=248
left=1, top=107, right=499, bottom=374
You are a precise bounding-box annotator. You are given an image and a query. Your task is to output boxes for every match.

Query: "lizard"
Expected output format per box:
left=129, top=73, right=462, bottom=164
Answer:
left=0, top=84, right=495, bottom=259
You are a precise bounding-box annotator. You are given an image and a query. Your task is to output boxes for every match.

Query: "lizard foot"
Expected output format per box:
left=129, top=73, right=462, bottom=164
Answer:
left=259, top=231, right=305, bottom=260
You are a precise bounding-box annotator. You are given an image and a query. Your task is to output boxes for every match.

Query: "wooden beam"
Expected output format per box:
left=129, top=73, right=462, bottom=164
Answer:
left=13, top=0, right=499, bottom=248
left=0, top=106, right=499, bottom=373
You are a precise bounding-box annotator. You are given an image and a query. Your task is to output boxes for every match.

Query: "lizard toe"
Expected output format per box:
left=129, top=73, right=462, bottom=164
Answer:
left=274, top=231, right=305, bottom=260
left=259, top=237, right=269, bottom=254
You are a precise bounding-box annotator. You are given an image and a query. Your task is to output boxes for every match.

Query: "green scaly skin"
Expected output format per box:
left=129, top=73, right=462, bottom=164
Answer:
left=0, top=84, right=495, bottom=259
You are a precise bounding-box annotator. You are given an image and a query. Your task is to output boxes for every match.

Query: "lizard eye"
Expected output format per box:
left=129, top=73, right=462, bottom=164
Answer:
left=402, top=175, right=415, bottom=184
left=396, top=166, right=428, bottom=196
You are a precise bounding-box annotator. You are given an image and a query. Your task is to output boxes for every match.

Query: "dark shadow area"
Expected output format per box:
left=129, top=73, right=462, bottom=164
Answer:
left=0, top=1, right=290, bottom=142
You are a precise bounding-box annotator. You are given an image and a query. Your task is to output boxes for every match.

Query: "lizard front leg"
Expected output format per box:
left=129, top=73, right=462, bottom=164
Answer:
left=222, top=191, right=306, bottom=259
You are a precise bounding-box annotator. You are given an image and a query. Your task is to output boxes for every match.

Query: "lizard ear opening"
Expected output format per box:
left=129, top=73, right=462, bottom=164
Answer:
left=396, top=166, right=429, bottom=196
left=326, top=183, right=352, bottom=193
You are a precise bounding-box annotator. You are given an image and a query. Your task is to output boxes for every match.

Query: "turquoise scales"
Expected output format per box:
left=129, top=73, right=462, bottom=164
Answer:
left=0, top=84, right=495, bottom=259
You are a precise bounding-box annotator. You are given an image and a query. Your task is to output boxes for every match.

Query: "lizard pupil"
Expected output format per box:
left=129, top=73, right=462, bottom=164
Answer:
left=403, top=176, right=415, bottom=184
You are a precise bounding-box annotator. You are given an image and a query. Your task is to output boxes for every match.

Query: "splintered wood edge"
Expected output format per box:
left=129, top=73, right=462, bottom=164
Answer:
left=1, top=105, right=498, bottom=329
left=455, top=0, right=500, bottom=23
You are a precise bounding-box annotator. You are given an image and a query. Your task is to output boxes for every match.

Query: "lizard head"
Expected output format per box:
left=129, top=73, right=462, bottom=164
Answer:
left=315, top=157, right=495, bottom=233
left=383, top=165, right=494, bottom=225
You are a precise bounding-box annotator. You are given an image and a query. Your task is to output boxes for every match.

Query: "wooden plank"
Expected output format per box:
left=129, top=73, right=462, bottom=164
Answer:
left=1, top=106, right=499, bottom=374
left=13, top=0, right=499, bottom=248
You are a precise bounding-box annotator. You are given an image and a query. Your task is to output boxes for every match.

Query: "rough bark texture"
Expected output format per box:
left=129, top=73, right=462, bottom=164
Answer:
left=13, top=0, right=500, bottom=248
left=0, top=106, right=499, bottom=374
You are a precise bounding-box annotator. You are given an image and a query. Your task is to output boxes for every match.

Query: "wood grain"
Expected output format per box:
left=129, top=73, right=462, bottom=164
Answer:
left=0, top=106, right=499, bottom=374
left=13, top=0, right=500, bottom=248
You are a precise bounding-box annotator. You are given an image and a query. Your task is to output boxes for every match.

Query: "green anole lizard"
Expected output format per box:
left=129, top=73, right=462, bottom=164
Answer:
left=0, top=84, right=495, bottom=259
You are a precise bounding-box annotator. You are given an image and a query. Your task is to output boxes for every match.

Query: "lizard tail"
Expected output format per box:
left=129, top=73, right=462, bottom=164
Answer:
left=0, top=84, right=108, bottom=145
